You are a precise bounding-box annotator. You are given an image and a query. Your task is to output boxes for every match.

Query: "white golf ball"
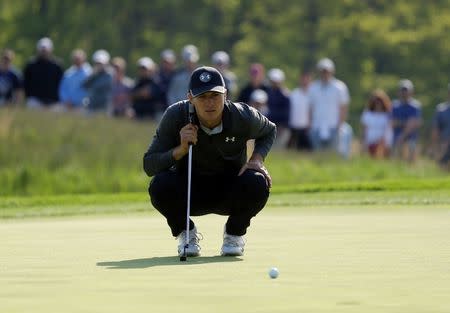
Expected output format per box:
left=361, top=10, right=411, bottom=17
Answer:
left=268, top=267, right=279, bottom=279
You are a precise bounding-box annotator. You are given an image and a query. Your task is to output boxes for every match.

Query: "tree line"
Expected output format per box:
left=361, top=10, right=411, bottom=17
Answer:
left=1, top=0, right=449, bottom=131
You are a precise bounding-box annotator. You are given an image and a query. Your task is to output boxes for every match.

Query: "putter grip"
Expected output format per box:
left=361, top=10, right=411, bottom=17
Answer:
left=188, top=112, right=195, bottom=146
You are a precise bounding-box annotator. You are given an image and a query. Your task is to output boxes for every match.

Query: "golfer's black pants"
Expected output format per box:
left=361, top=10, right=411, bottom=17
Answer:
left=149, top=169, right=270, bottom=237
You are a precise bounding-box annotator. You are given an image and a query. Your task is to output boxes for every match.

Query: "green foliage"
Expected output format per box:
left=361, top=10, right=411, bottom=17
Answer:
left=1, top=0, right=450, bottom=116
left=0, top=108, right=448, bottom=196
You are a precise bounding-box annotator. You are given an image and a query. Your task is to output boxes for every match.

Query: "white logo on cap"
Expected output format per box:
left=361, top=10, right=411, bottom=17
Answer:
left=199, top=72, right=211, bottom=83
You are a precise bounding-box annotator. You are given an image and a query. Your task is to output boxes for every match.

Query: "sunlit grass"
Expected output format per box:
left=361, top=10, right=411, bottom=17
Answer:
left=0, top=107, right=447, bottom=196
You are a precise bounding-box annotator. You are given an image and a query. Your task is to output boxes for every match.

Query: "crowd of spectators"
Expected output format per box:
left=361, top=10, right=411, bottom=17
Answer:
left=1, top=37, right=449, bottom=169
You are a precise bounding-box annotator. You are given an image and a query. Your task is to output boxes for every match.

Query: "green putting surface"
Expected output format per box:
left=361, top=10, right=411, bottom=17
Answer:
left=1, top=207, right=449, bottom=313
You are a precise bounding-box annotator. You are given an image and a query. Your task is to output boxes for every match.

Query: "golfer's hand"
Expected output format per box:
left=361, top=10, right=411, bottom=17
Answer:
left=238, top=159, right=272, bottom=188
left=173, top=124, right=198, bottom=160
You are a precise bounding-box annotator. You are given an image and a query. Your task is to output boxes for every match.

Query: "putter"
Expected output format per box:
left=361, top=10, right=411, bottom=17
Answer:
left=180, top=106, right=195, bottom=262
left=179, top=143, right=192, bottom=262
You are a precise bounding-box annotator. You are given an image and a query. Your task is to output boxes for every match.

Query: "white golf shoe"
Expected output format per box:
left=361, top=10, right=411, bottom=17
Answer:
left=177, top=227, right=202, bottom=257
left=221, top=228, right=245, bottom=256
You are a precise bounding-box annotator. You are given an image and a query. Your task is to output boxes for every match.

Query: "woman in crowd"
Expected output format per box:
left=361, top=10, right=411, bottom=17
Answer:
left=360, top=89, right=393, bottom=158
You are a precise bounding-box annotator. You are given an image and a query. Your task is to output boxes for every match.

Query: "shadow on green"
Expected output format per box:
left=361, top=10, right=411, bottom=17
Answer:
left=97, top=256, right=243, bottom=269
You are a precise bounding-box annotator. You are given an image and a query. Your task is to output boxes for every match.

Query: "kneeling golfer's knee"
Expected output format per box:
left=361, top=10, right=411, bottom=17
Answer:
left=148, top=172, right=180, bottom=209
left=148, top=174, right=164, bottom=204
left=239, top=170, right=269, bottom=200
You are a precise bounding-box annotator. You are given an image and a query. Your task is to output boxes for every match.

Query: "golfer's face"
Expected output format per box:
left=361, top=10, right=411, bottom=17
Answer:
left=191, top=91, right=225, bottom=124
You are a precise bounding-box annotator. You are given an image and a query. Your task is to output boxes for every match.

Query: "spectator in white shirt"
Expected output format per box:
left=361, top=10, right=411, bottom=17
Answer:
left=308, top=58, right=350, bottom=152
left=360, top=89, right=393, bottom=158
left=289, top=71, right=312, bottom=150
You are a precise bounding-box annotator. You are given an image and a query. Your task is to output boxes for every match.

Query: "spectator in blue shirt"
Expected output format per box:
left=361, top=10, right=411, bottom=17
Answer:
left=0, top=49, right=23, bottom=106
left=430, top=83, right=450, bottom=169
left=82, top=50, right=113, bottom=112
left=391, top=79, right=422, bottom=162
left=59, top=49, right=92, bottom=111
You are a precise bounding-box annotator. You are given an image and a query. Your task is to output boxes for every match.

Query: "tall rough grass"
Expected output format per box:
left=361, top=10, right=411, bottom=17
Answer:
left=0, top=108, right=447, bottom=196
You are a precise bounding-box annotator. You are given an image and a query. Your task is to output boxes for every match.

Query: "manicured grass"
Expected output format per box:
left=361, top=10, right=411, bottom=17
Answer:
left=2, top=190, right=450, bottom=219
left=1, top=203, right=449, bottom=313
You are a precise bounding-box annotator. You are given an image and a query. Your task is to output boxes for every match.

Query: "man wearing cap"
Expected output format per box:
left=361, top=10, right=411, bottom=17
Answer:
left=267, top=68, right=291, bottom=148
left=211, top=51, right=237, bottom=99
left=144, top=66, right=276, bottom=257
left=23, top=37, right=63, bottom=107
left=430, top=83, right=450, bottom=169
left=82, top=50, right=113, bottom=112
left=167, top=44, right=199, bottom=105
left=249, top=89, right=269, bottom=116
left=157, top=49, right=177, bottom=110
left=391, top=79, right=422, bottom=162
left=131, top=57, right=162, bottom=119
left=308, top=58, right=350, bottom=153
left=58, top=49, right=92, bottom=111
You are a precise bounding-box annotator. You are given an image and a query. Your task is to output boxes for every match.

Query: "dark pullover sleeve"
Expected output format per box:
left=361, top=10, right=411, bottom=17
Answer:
left=143, top=103, right=185, bottom=177
left=246, top=105, right=277, bottom=159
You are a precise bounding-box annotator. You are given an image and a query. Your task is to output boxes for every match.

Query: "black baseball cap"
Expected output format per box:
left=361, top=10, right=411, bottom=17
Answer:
left=189, top=66, right=226, bottom=97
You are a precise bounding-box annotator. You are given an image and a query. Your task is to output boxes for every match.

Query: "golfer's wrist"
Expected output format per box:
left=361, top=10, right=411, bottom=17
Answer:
left=173, top=145, right=189, bottom=160
left=249, top=153, right=264, bottom=164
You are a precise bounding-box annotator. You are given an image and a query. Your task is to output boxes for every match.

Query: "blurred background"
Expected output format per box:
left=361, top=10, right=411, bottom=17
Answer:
left=1, top=0, right=449, bottom=196
left=2, top=1, right=450, bottom=114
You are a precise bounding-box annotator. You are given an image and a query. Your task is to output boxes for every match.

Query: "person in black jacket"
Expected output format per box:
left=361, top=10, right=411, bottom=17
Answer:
left=131, top=57, right=162, bottom=119
left=23, top=37, right=63, bottom=107
left=144, top=66, right=276, bottom=257
left=237, top=63, right=269, bottom=104
left=267, top=68, right=291, bottom=148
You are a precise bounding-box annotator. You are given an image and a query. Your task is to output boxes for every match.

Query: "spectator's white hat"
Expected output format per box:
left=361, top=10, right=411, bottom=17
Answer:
left=317, top=58, right=335, bottom=72
left=92, top=49, right=110, bottom=65
left=161, top=49, right=176, bottom=63
left=36, top=37, right=53, bottom=51
left=211, top=51, right=230, bottom=66
left=399, top=79, right=414, bottom=91
left=268, top=68, right=285, bottom=83
left=137, top=57, right=155, bottom=70
left=250, top=89, right=268, bottom=104
left=182, top=44, right=199, bottom=63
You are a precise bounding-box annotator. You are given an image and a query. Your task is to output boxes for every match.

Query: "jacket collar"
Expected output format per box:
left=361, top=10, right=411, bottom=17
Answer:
left=222, top=100, right=232, bottom=131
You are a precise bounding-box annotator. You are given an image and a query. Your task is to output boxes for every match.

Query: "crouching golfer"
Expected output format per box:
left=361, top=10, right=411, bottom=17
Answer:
left=144, top=66, right=276, bottom=257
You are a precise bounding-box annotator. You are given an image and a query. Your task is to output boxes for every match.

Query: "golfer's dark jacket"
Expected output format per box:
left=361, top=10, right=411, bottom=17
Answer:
left=144, top=100, right=276, bottom=177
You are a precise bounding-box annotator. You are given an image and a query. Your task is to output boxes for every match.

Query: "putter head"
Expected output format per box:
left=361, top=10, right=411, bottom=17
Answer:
left=180, top=244, right=188, bottom=261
